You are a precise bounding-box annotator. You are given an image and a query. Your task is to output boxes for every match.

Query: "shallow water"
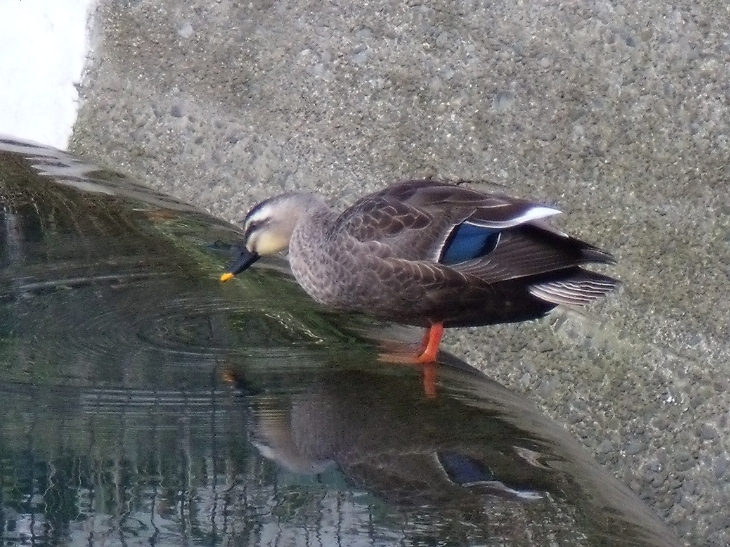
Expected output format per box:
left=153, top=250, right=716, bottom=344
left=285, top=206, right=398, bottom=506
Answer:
left=0, top=137, right=681, bottom=547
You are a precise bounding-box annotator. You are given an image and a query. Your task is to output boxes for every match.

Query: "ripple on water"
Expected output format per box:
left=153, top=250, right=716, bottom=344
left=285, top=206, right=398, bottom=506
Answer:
left=1, top=266, right=360, bottom=388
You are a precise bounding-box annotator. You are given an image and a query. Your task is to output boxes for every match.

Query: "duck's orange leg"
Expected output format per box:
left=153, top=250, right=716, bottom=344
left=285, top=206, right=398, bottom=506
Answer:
left=376, top=323, right=444, bottom=398
left=417, top=322, right=444, bottom=363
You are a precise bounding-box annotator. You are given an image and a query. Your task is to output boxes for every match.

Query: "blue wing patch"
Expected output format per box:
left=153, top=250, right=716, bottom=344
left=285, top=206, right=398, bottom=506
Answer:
left=437, top=450, right=544, bottom=500
left=436, top=451, right=495, bottom=485
left=440, top=222, right=500, bottom=265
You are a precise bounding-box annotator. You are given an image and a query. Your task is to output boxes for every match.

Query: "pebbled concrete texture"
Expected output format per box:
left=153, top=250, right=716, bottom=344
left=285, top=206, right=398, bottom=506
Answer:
left=72, top=1, right=730, bottom=545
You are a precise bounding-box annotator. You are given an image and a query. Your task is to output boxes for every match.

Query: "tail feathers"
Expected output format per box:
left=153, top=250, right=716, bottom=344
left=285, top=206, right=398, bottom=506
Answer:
left=579, top=244, right=616, bottom=265
left=528, top=270, right=618, bottom=308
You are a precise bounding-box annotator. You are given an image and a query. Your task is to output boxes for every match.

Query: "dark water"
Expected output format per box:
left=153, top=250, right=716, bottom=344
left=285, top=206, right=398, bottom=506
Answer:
left=0, top=137, right=681, bottom=547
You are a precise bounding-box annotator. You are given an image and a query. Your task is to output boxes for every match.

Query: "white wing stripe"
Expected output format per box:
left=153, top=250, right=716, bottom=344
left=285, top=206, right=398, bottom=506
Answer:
left=465, top=205, right=561, bottom=229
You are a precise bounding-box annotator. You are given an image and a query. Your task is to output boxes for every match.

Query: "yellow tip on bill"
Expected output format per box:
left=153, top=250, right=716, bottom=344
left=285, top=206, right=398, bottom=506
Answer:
left=220, top=272, right=234, bottom=282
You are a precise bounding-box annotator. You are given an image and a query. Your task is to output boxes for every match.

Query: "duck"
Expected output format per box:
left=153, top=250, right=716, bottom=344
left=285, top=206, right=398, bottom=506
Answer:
left=221, top=179, right=617, bottom=366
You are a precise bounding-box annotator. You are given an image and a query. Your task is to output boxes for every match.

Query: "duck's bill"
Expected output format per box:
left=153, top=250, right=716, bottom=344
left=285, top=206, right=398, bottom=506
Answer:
left=220, top=249, right=260, bottom=282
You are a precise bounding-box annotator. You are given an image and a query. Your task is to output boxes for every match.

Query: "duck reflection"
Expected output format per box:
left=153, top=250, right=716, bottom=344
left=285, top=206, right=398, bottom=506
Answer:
left=223, top=355, right=681, bottom=547
left=230, top=366, right=546, bottom=507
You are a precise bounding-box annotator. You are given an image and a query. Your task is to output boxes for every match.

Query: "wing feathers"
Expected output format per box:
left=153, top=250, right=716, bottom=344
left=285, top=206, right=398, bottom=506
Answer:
left=336, top=180, right=618, bottom=317
left=453, top=226, right=611, bottom=282
left=342, top=180, right=562, bottom=255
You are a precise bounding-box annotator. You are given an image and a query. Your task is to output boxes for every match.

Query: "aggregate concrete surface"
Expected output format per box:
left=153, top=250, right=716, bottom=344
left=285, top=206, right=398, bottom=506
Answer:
left=71, top=1, right=730, bottom=545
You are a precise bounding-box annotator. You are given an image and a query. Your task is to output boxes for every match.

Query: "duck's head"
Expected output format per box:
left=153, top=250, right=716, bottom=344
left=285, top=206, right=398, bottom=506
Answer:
left=220, top=192, right=323, bottom=282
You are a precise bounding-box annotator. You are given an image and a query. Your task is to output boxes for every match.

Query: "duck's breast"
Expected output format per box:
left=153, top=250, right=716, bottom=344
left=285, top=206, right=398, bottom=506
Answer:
left=289, top=218, right=421, bottom=315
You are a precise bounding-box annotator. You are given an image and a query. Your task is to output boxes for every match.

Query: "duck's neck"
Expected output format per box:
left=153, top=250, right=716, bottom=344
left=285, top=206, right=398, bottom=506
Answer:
left=288, top=198, right=342, bottom=304
left=291, top=196, right=337, bottom=244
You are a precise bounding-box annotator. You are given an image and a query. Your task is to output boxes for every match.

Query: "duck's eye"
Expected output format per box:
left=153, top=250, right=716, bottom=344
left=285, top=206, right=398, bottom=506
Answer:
left=243, top=220, right=265, bottom=239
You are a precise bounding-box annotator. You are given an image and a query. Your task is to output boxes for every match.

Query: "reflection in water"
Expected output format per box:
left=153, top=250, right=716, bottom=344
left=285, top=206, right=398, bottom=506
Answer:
left=0, top=137, right=681, bottom=546
left=227, top=358, right=679, bottom=547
